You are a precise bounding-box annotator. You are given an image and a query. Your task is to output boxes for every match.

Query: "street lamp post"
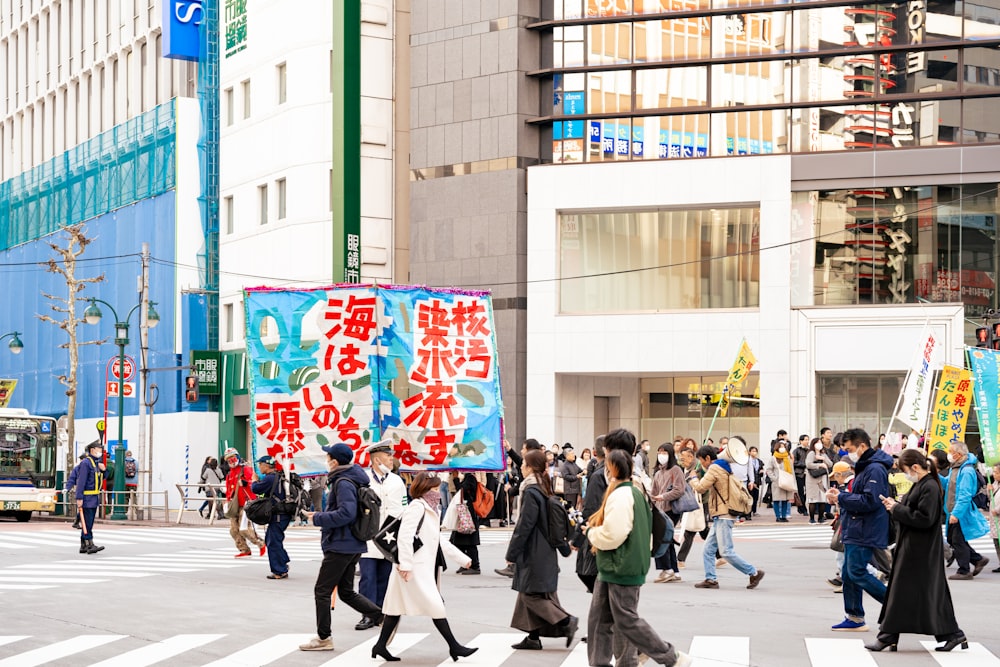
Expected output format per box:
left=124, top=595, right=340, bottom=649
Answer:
left=84, top=298, right=159, bottom=520
left=0, top=331, right=25, bottom=355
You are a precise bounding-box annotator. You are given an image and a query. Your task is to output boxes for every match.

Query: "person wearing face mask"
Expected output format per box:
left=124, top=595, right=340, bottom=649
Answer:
left=866, top=449, right=970, bottom=653
left=825, top=429, right=893, bottom=632
left=370, top=472, right=479, bottom=662
left=805, top=438, right=833, bottom=524
left=766, top=440, right=796, bottom=522
left=651, top=444, right=686, bottom=583
left=355, top=440, right=407, bottom=631
left=940, top=440, right=990, bottom=581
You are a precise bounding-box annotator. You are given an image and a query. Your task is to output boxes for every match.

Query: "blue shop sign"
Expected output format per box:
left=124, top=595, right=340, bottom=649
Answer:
left=163, top=0, right=203, bottom=61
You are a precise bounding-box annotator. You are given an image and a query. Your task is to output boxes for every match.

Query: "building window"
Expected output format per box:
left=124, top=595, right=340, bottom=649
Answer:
left=558, top=207, right=760, bottom=313
left=276, top=62, right=287, bottom=104
left=276, top=178, right=286, bottom=219
left=224, top=195, right=234, bottom=234
left=817, top=374, right=904, bottom=442
left=224, top=303, right=234, bottom=342
left=224, top=87, right=234, bottom=126
left=241, top=79, right=250, bottom=119
left=258, top=184, right=268, bottom=225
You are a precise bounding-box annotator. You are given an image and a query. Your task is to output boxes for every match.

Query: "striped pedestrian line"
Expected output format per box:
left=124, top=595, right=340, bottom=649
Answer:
left=0, top=527, right=237, bottom=551
left=1, top=634, right=996, bottom=666
left=733, top=525, right=995, bottom=552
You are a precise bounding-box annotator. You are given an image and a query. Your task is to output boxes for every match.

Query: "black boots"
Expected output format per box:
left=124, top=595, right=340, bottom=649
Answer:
left=79, top=539, right=104, bottom=555
left=432, top=618, right=478, bottom=662
left=371, top=615, right=401, bottom=662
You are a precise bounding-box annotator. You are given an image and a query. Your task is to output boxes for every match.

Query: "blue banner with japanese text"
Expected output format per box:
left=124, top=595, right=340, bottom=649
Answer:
left=244, top=285, right=506, bottom=474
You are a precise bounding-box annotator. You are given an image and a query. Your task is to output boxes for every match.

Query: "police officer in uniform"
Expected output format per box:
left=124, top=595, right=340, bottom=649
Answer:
left=76, top=440, right=107, bottom=555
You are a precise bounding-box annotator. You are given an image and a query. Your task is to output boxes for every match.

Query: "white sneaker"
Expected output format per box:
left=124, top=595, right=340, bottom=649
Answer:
left=655, top=570, right=671, bottom=583
left=674, top=651, right=694, bottom=667
left=299, top=636, right=334, bottom=651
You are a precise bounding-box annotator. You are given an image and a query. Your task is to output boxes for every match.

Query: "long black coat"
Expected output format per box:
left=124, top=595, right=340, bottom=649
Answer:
left=505, top=483, right=559, bottom=594
left=449, top=473, right=480, bottom=547
left=878, top=474, right=961, bottom=636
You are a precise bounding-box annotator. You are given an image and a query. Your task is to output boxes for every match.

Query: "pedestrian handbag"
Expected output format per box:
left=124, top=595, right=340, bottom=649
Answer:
left=373, top=512, right=426, bottom=564
left=778, top=468, right=798, bottom=492
left=809, top=461, right=828, bottom=479
left=554, top=475, right=565, bottom=494
left=829, top=514, right=844, bottom=552
left=671, top=482, right=699, bottom=515
left=223, top=489, right=241, bottom=520
left=680, top=492, right=706, bottom=533
left=243, top=474, right=280, bottom=526
left=442, top=492, right=460, bottom=530
left=453, top=494, right=477, bottom=534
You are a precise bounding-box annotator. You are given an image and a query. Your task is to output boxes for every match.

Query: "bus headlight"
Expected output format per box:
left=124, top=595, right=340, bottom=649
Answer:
left=40, top=495, right=53, bottom=504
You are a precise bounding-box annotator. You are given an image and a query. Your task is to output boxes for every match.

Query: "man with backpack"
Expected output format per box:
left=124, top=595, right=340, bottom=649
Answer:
left=688, top=443, right=765, bottom=590
left=941, top=440, right=990, bottom=580
left=300, top=443, right=382, bottom=652
left=251, top=455, right=291, bottom=580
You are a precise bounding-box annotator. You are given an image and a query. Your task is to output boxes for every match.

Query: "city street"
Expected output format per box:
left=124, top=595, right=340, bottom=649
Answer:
left=0, top=517, right=998, bottom=666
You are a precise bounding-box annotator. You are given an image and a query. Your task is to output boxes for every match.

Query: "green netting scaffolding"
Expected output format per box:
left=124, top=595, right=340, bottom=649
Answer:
left=0, top=102, right=176, bottom=251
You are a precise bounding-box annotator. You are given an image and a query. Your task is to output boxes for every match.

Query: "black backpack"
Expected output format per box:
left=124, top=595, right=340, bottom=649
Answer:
left=973, top=467, right=989, bottom=510
left=526, top=486, right=571, bottom=556
left=280, top=472, right=309, bottom=515
left=337, top=478, right=382, bottom=541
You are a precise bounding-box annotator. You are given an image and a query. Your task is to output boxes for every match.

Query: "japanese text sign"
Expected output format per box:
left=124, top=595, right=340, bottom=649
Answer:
left=926, top=365, right=973, bottom=453
left=719, top=340, right=756, bottom=417
left=191, top=351, right=221, bottom=395
left=889, top=331, right=937, bottom=435
left=966, top=348, right=1000, bottom=466
left=244, top=285, right=506, bottom=475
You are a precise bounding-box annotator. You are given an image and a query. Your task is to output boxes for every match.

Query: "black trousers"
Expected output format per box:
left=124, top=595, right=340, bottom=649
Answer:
left=947, top=522, right=984, bottom=575
left=795, top=475, right=807, bottom=511
left=313, top=551, right=380, bottom=640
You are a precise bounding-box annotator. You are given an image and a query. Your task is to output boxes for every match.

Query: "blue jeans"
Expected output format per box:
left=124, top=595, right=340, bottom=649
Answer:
left=265, top=513, right=291, bottom=574
left=703, top=517, right=757, bottom=580
left=842, top=544, right=886, bottom=621
left=359, top=557, right=393, bottom=609
left=773, top=500, right=790, bottom=519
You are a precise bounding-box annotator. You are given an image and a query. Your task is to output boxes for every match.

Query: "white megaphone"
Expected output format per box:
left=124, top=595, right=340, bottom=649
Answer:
left=722, top=436, right=750, bottom=465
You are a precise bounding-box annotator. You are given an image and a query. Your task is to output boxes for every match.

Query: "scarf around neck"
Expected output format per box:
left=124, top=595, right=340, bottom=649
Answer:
left=773, top=449, right=792, bottom=474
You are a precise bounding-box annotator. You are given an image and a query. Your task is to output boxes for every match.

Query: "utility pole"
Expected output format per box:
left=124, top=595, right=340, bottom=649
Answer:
left=137, top=243, right=150, bottom=520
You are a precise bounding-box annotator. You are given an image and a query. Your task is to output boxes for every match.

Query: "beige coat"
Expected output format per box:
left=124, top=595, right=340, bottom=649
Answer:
left=689, top=463, right=733, bottom=518
left=381, top=499, right=469, bottom=618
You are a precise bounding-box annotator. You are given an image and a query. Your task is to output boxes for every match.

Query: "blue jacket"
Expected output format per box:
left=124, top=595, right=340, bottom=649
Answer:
left=940, top=453, right=989, bottom=541
left=838, top=448, right=893, bottom=549
left=312, top=464, right=370, bottom=554
left=74, top=456, right=104, bottom=509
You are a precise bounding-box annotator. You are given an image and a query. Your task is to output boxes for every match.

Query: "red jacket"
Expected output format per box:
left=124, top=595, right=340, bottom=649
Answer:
left=225, top=464, right=257, bottom=507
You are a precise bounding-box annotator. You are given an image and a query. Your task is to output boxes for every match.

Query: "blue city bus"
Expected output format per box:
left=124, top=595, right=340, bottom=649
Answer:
left=0, top=408, right=58, bottom=522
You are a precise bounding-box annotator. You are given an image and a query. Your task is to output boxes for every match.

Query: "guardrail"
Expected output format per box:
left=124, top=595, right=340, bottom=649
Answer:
left=54, top=489, right=171, bottom=522
left=174, top=483, right=227, bottom=525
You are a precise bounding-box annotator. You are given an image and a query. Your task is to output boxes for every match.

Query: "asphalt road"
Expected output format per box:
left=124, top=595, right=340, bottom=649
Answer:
left=0, top=514, right=998, bottom=667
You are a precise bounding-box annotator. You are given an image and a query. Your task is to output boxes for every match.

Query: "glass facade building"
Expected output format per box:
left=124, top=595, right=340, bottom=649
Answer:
left=537, top=0, right=1000, bottom=164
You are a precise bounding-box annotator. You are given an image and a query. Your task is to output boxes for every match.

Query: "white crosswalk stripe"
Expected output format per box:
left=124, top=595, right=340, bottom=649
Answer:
left=0, top=527, right=236, bottom=551
left=0, top=634, right=998, bottom=666
left=732, top=525, right=994, bottom=551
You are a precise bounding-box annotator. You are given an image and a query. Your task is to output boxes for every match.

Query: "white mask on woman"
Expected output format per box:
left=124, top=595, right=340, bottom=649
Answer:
left=904, top=472, right=919, bottom=484
left=778, top=447, right=786, bottom=454
left=657, top=454, right=669, bottom=465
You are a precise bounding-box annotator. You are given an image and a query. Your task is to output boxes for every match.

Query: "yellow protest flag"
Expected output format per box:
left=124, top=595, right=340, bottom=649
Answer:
left=926, top=365, right=973, bottom=453
left=719, top=341, right=757, bottom=417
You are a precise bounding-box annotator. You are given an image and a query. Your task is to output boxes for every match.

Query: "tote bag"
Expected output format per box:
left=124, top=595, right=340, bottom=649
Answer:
left=442, top=494, right=460, bottom=530
left=680, top=493, right=706, bottom=533
left=778, top=468, right=798, bottom=493
left=671, top=483, right=699, bottom=514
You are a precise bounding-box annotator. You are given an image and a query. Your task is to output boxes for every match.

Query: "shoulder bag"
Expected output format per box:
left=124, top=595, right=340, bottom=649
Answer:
left=778, top=468, right=798, bottom=492
left=453, top=492, right=477, bottom=534
left=373, top=512, right=426, bottom=564
left=671, top=481, right=699, bottom=514
left=243, top=474, right=281, bottom=526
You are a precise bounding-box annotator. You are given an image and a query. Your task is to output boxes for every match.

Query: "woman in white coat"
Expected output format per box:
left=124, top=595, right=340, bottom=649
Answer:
left=371, top=472, right=479, bottom=662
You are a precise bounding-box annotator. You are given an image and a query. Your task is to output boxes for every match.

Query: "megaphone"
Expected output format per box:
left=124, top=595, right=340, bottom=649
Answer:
left=722, top=436, right=749, bottom=465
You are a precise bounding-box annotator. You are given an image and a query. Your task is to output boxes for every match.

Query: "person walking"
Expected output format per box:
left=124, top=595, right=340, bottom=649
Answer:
left=586, top=448, right=692, bottom=667
left=940, top=440, right=990, bottom=580
left=689, top=443, right=765, bottom=590
left=300, top=443, right=382, bottom=652
left=865, top=449, right=971, bottom=653
left=676, top=443, right=710, bottom=568
left=507, top=450, right=579, bottom=651
left=75, top=440, right=107, bottom=554
left=356, top=440, right=407, bottom=630
left=199, top=458, right=225, bottom=520
left=251, top=455, right=291, bottom=580
left=825, top=428, right=892, bottom=631
left=223, top=447, right=265, bottom=558
left=805, top=438, right=833, bottom=524
left=573, top=435, right=606, bottom=595
left=370, top=472, right=479, bottom=662
left=651, top=444, right=686, bottom=583
left=449, top=471, right=482, bottom=574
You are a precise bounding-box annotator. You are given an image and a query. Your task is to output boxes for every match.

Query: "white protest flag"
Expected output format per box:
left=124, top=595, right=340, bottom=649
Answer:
left=888, top=329, right=938, bottom=435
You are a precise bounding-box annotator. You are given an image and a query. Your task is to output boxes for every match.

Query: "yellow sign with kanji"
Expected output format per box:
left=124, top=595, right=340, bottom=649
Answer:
left=927, top=365, right=973, bottom=453
left=0, top=379, right=16, bottom=408
left=719, top=340, right=757, bottom=417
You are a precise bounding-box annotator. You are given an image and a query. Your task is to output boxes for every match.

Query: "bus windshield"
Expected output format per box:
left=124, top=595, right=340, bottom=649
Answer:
left=0, top=416, right=56, bottom=480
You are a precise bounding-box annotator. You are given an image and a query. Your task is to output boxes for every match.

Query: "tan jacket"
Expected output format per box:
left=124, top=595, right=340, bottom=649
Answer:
left=689, top=462, right=732, bottom=518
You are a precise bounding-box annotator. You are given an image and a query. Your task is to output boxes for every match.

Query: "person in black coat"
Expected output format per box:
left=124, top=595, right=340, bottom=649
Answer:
left=574, top=436, right=608, bottom=593
left=507, top=450, right=579, bottom=651
left=866, top=449, right=969, bottom=654
left=449, top=472, right=482, bottom=574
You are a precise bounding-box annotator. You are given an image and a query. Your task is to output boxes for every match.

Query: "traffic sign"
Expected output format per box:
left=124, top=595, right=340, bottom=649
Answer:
left=111, top=356, right=136, bottom=381
left=106, top=381, right=136, bottom=398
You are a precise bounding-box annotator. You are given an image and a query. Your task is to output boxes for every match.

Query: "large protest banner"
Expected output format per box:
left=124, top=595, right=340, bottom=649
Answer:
left=966, top=347, right=1000, bottom=466
left=925, top=365, right=973, bottom=453
left=888, top=331, right=937, bottom=435
left=244, top=285, right=505, bottom=475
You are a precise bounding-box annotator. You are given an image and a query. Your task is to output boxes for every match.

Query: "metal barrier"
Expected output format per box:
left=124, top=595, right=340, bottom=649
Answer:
left=54, top=489, right=171, bottom=522
left=174, top=484, right=227, bottom=525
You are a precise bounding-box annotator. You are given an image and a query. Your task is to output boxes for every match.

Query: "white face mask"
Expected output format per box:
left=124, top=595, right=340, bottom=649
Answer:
left=657, top=454, right=669, bottom=465
left=947, top=453, right=957, bottom=464
left=814, top=444, right=823, bottom=452
left=778, top=447, right=786, bottom=454
left=904, top=472, right=919, bottom=484
left=847, top=451, right=860, bottom=463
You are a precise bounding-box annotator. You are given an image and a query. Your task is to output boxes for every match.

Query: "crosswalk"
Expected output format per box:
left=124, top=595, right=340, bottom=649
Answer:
left=0, top=527, right=236, bottom=551
left=1, top=633, right=998, bottom=666
left=732, top=524, right=995, bottom=552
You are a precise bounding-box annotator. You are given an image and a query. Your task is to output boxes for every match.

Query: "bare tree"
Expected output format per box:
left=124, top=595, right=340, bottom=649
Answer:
left=37, top=224, right=105, bottom=473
